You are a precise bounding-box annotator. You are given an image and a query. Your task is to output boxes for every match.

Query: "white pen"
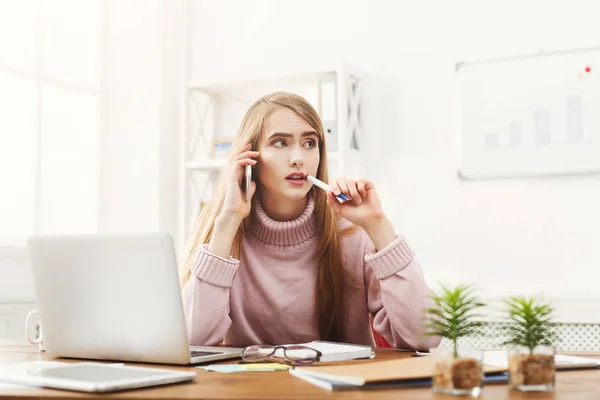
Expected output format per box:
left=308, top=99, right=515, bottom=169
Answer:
left=307, top=175, right=350, bottom=201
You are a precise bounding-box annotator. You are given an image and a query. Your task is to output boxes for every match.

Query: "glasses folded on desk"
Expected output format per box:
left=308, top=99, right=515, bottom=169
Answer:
left=241, top=345, right=322, bottom=366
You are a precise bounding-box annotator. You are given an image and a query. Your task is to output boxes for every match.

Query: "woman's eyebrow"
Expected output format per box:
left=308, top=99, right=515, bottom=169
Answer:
left=267, top=131, right=318, bottom=140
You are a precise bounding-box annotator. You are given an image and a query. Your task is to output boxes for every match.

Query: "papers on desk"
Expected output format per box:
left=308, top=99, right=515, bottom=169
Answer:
left=198, top=363, right=291, bottom=373
left=483, top=350, right=600, bottom=370
left=288, top=355, right=507, bottom=391
left=290, top=367, right=508, bottom=391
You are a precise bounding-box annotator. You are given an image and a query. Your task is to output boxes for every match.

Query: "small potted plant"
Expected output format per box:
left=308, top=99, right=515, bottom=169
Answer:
left=501, top=296, right=557, bottom=392
left=425, top=284, right=486, bottom=397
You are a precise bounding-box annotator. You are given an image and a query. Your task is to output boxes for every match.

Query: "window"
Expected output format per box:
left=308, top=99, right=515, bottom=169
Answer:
left=0, top=0, right=102, bottom=244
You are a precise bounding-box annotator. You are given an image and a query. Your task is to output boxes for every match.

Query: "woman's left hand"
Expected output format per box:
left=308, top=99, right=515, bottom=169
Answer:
left=326, top=178, right=386, bottom=229
left=327, top=177, right=398, bottom=251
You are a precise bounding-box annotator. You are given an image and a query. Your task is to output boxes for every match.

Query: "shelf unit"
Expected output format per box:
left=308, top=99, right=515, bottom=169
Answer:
left=178, top=63, right=366, bottom=254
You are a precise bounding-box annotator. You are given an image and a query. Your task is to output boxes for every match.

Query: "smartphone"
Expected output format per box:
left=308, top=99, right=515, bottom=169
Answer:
left=244, top=164, right=252, bottom=201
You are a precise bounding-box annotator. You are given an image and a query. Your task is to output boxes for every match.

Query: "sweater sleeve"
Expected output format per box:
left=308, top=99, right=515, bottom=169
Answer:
left=181, top=244, right=239, bottom=345
left=363, top=235, right=441, bottom=351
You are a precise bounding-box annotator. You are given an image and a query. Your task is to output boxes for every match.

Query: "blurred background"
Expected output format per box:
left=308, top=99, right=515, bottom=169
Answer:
left=1, top=0, right=599, bottom=340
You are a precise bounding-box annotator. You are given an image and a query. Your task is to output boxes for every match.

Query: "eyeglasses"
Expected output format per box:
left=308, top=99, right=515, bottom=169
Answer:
left=241, top=344, right=322, bottom=366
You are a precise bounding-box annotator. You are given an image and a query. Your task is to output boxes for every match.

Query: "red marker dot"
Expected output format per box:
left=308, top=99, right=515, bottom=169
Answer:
left=585, top=66, right=591, bottom=73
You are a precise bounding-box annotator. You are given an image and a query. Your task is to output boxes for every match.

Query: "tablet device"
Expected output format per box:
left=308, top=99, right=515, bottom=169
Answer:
left=0, top=362, right=196, bottom=393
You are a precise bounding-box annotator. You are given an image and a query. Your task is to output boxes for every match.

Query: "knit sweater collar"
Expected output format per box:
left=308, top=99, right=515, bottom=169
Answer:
left=250, top=195, right=317, bottom=249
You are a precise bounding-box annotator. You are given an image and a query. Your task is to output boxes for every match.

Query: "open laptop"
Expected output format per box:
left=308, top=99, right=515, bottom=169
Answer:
left=26, top=233, right=242, bottom=365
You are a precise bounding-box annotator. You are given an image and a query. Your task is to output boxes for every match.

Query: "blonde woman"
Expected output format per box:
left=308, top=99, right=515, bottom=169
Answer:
left=180, top=92, right=440, bottom=351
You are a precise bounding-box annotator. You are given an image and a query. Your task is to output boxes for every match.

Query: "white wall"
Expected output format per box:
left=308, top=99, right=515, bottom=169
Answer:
left=159, top=0, right=188, bottom=256
left=101, top=0, right=161, bottom=233
left=101, top=0, right=186, bottom=252
left=188, top=0, right=600, bottom=309
left=0, top=248, right=36, bottom=339
left=0, top=0, right=187, bottom=338
left=0, top=248, right=35, bottom=301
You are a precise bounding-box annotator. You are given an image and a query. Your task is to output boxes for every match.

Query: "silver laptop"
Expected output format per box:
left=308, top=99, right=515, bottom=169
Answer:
left=26, top=233, right=242, bottom=365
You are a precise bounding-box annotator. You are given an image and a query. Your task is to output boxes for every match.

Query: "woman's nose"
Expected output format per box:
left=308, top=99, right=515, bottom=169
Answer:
left=290, top=158, right=304, bottom=167
left=289, top=146, right=305, bottom=168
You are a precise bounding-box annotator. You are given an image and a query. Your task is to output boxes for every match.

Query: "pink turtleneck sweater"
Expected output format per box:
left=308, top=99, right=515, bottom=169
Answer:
left=181, top=196, right=441, bottom=351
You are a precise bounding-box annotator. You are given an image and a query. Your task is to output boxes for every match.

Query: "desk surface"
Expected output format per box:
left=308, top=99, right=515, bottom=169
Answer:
left=0, top=341, right=599, bottom=399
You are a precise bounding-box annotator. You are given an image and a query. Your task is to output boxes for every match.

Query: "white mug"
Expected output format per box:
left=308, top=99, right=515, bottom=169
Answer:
left=25, top=309, right=45, bottom=351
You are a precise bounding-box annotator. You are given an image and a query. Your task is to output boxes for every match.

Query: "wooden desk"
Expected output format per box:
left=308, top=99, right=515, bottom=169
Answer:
left=0, top=341, right=599, bottom=399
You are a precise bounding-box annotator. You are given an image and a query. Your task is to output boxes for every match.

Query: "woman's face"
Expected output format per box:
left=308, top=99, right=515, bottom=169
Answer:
left=255, top=107, right=320, bottom=201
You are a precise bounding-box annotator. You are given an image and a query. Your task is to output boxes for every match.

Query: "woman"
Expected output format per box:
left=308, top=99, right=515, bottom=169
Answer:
left=180, top=92, right=440, bottom=351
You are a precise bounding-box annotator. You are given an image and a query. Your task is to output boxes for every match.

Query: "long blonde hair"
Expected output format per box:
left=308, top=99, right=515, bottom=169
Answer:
left=180, top=92, right=346, bottom=341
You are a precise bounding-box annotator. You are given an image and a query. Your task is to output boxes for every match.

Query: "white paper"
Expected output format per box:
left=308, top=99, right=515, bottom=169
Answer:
left=483, top=350, right=600, bottom=369
left=483, top=350, right=509, bottom=368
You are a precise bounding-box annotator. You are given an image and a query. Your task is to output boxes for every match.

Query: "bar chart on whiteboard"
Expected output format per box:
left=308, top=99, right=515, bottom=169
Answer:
left=456, top=47, right=600, bottom=179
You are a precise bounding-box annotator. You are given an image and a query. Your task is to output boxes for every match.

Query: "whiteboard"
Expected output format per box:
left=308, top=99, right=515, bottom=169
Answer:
left=456, top=47, right=600, bottom=179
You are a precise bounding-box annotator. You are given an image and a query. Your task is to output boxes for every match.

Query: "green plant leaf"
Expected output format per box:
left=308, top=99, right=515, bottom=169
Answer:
left=500, top=296, right=557, bottom=352
left=423, top=284, right=487, bottom=355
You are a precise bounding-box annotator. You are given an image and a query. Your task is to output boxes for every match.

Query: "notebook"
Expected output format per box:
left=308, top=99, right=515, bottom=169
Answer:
left=290, top=355, right=507, bottom=386
left=290, top=368, right=508, bottom=391
left=275, top=341, right=375, bottom=362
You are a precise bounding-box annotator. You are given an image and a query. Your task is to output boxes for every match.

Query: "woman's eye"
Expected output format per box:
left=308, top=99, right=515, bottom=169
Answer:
left=273, top=140, right=286, bottom=148
left=304, top=140, right=316, bottom=148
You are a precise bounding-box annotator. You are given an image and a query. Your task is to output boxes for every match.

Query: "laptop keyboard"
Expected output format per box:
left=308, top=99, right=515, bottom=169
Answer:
left=190, top=350, right=223, bottom=358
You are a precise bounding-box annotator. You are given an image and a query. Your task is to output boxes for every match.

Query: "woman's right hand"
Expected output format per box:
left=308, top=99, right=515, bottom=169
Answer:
left=220, top=143, right=258, bottom=224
